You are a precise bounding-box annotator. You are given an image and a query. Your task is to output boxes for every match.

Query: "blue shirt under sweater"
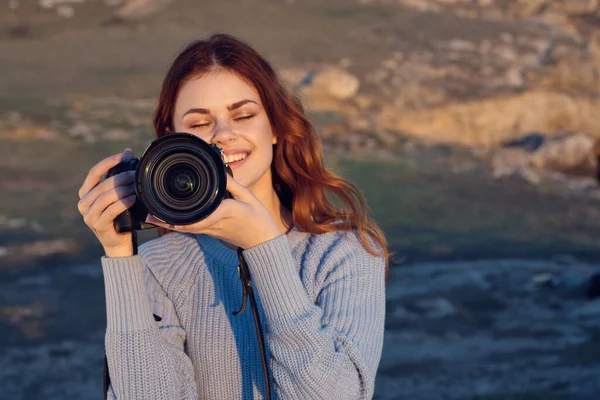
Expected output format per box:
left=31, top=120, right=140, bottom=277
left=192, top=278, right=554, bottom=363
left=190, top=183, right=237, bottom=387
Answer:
left=101, top=226, right=386, bottom=399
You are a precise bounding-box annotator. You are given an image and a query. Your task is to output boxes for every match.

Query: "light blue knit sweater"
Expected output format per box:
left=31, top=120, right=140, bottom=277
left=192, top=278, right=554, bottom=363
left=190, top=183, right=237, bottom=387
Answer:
left=101, top=226, right=386, bottom=399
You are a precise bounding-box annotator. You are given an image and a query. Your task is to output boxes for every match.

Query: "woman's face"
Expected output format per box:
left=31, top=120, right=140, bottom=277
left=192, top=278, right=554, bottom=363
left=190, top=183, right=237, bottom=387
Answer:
left=172, top=69, right=277, bottom=194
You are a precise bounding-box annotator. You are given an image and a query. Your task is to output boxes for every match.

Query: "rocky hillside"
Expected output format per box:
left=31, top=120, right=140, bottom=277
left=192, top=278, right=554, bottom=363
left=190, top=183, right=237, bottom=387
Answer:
left=3, top=0, right=600, bottom=187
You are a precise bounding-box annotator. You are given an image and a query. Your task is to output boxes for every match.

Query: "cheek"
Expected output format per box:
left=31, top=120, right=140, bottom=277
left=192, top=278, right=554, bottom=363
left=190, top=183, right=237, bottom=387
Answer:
left=257, top=119, right=275, bottom=146
left=241, top=118, right=274, bottom=148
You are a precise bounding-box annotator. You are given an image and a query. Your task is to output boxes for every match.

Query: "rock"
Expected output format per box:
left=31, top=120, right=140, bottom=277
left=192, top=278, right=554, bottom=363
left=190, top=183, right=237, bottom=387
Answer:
left=489, top=147, right=542, bottom=183
left=412, top=297, right=457, bottom=318
left=365, top=68, right=389, bottom=85
left=382, top=59, right=398, bottom=69
left=68, top=121, right=96, bottom=143
left=489, top=148, right=529, bottom=177
left=397, top=0, right=443, bottom=12
left=104, top=128, right=131, bottom=141
left=377, top=91, right=600, bottom=148
left=444, top=39, right=478, bottom=52
left=38, top=0, right=54, bottom=8
left=56, top=4, right=75, bottom=17
left=309, top=67, right=360, bottom=100
left=5, top=239, right=79, bottom=262
left=531, top=272, right=561, bottom=289
left=505, top=67, right=526, bottom=89
left=114, top=0, right=176, bottom=21
left=492, top=132, right=599, bottom=182
left=38, top=0, right=83, bottom=9
left=529, top=132, right=596, bottom=176
left=279, top=66, right=360, bottom=112
left=0, top=216, right=28, bottom=230
left=0, top=127, right=59, bottom=140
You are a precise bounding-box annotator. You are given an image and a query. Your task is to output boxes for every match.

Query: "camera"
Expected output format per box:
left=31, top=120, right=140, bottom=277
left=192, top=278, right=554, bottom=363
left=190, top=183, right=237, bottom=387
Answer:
left=104, top=132, right=232, bottom=233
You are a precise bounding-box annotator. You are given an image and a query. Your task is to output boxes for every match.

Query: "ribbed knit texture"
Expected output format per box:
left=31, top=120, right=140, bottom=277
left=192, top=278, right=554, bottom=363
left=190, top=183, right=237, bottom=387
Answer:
left=101, top=227, right=386, bottom=399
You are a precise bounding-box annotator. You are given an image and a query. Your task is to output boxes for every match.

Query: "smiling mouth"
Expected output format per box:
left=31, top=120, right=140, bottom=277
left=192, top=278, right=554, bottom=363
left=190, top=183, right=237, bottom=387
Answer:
left=223, top=152, right=250, bottom=164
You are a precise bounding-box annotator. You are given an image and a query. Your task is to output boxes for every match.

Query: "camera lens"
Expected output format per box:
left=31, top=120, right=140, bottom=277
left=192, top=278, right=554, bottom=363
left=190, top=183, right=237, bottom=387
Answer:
left=153, top=153, right=212, bottom=210
left=135, top=133, right=228, bottom=225
left=172, top=171, right=195, bottom=196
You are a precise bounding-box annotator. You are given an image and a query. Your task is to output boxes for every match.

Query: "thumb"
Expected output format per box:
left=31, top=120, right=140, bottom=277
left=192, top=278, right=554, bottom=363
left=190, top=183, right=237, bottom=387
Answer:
left=225, top=173, right=253, bottom=203
left=122, top=148, right=135, bottom=160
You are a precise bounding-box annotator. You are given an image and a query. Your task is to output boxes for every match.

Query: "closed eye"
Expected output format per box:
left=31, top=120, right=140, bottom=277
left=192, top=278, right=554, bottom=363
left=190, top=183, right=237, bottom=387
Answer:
left=235, top=115, right=254, bottom=122
left=190, top=123, right=210, bottom=129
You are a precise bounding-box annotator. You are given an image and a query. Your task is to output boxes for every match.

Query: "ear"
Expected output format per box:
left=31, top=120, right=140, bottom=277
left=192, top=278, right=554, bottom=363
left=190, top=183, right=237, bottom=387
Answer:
left=272, top=134, right=277, bottom=145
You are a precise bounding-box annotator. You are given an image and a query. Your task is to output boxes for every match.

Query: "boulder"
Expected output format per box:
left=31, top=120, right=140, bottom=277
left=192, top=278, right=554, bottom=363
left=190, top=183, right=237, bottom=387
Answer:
left=529, top=132, right=597, bottom=176
left=377, top=91, right=600, bottom=147
left=114, top=0, right=175, bottom=20
left=280, top=66, right=360, bottom=111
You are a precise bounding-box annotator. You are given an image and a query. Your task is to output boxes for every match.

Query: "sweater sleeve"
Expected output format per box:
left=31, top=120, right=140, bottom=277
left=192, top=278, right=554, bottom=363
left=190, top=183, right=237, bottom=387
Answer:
left=101, top=255, right=198, bottom=399
left=242, top=233, right=386, bottom=399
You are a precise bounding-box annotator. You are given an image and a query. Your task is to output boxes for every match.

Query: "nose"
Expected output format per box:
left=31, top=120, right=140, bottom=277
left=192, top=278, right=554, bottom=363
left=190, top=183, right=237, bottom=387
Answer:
left=210, top=119, right=237, bottom=145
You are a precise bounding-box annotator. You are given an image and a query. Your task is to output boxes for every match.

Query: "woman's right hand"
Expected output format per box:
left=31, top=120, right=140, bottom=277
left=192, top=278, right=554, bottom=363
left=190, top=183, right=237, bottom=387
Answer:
left=77, top=148, right=137, bottom=258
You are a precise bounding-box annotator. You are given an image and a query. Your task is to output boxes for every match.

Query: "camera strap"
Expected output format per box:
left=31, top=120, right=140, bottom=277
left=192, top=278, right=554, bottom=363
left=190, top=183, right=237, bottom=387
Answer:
left=102, top=233, right=272, bottom=400
left=233, top=247, right=272, bottom=400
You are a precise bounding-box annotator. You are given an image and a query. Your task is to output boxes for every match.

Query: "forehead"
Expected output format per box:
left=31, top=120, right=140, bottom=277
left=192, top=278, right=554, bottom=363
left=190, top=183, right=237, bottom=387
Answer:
left=175, top=69, right=261, bottom=111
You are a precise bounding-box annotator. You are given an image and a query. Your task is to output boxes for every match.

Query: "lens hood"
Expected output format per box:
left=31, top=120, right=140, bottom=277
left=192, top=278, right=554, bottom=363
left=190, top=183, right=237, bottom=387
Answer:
left=135, top=132, right=228, bottom=225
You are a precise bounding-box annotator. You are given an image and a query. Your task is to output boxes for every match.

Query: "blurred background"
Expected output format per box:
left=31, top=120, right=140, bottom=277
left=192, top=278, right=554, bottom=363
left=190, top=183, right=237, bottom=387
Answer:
left=2, top=0, right=600, bottom=398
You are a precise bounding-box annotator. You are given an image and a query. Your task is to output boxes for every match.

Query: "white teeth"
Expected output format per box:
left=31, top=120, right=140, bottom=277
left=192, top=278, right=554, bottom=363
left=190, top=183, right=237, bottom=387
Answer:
left=225, top=153, right=248, bottom=164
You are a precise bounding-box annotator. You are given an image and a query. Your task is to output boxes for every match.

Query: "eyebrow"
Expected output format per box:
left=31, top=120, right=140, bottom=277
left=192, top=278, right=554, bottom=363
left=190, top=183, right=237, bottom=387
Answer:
left=182, top=99, right=258, bottom=117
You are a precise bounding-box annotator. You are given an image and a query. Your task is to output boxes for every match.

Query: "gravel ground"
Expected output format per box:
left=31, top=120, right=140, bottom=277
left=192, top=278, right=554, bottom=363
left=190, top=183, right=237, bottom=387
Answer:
left=2, top=256, right=600, bottom=399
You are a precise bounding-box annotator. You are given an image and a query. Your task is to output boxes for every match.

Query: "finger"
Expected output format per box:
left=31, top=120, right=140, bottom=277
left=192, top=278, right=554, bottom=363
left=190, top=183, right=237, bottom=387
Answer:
left=145, top=215, right=183, bottom=232
left=122, top=148, right=135, bottom=160
left=83, top=184, right=136, bottom=228
left=145, top=214, right=197, bottom=233
left=145, top=201, right=230, bottom=233
left=78, top=171, right=135, bottom=215
left=94, top=194, right=137, bottom=234
left=225, top=174, right=254, bottom=203
left=78, top=150, right=130, bottom=199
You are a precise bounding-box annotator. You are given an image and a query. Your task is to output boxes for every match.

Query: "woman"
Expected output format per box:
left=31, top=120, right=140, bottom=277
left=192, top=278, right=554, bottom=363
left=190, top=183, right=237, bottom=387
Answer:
left=77, top=33, right=389, bottom=399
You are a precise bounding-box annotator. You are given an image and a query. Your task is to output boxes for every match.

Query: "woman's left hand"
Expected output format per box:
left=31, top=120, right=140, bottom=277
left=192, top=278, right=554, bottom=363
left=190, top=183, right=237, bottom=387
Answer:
left=146, top=174, right=283, bottom=249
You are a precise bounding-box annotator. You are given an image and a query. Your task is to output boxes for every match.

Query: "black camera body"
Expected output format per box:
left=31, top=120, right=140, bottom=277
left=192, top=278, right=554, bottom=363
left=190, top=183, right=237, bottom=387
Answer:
left=105, top=133, right=232, bottom=233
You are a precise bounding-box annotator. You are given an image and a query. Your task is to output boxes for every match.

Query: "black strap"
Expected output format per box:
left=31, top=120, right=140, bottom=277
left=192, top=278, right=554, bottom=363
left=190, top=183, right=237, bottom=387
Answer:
left=103, top=355, right=110, bottom=399
left=233, top=247, right=272, bottom=400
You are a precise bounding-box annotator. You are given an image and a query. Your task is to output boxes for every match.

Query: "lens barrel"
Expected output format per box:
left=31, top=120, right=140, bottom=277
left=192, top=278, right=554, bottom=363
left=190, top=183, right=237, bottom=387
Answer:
left=135, top=133, right=228, bottom=225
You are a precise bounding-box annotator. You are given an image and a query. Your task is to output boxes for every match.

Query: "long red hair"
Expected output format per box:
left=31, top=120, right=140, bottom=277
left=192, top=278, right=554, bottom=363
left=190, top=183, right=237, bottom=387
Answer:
left=152, top=33, right=391, bottom=269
